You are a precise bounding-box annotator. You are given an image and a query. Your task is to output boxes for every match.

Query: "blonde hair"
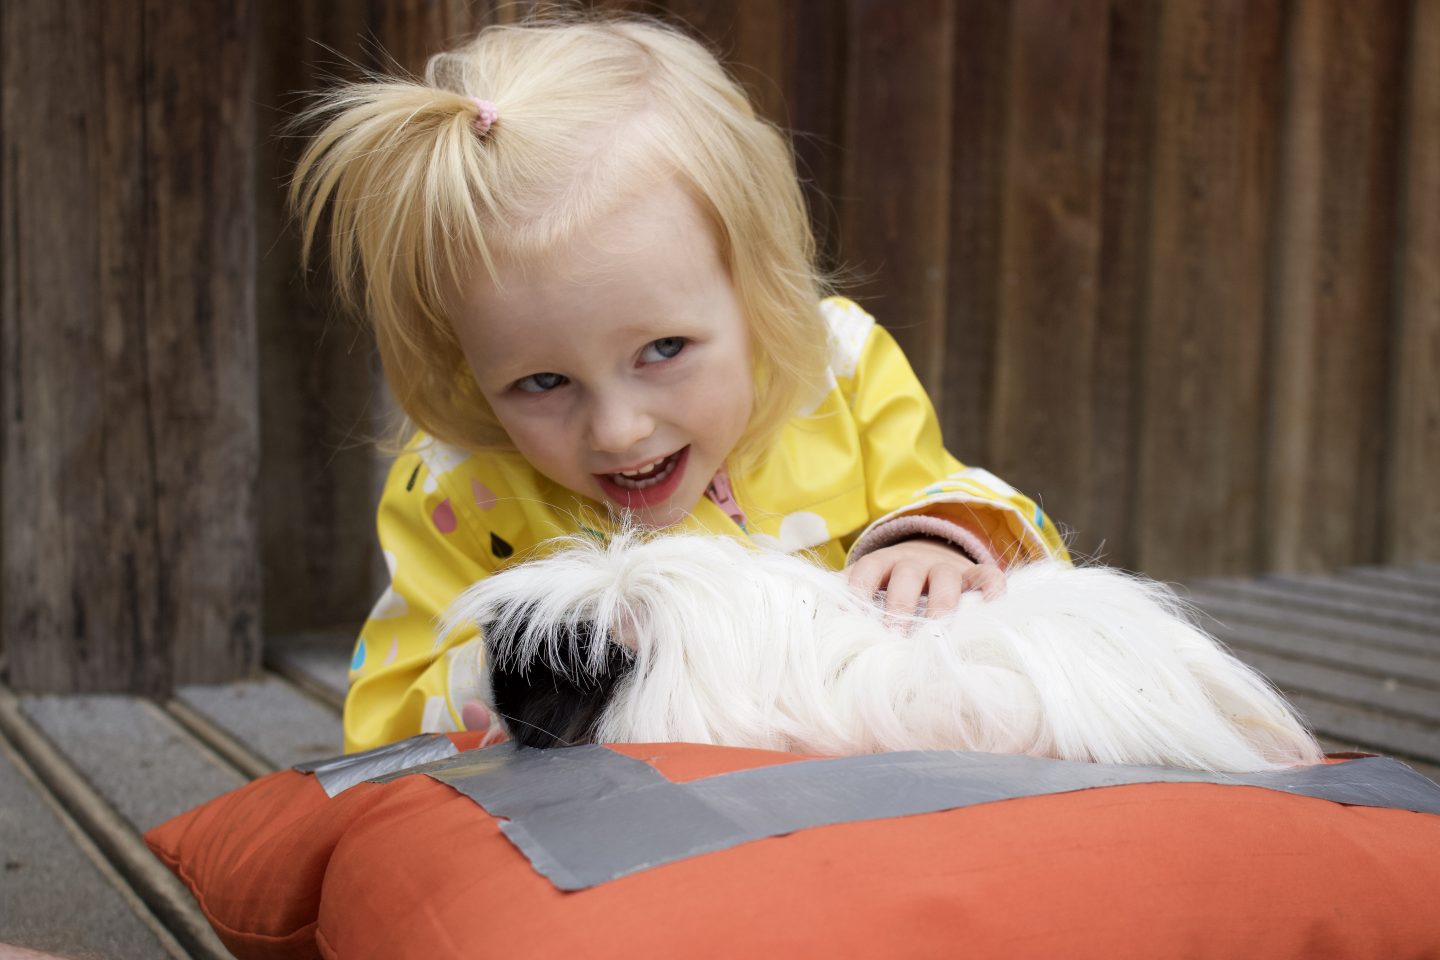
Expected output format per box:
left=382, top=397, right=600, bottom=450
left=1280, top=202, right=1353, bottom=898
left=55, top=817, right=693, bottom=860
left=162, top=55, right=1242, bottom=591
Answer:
left=290, top=14, right=831, bottom=464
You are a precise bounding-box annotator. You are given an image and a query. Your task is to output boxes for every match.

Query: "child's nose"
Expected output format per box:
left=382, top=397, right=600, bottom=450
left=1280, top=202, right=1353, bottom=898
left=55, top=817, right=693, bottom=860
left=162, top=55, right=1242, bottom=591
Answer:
left=586, top=396, right=655, bottom=454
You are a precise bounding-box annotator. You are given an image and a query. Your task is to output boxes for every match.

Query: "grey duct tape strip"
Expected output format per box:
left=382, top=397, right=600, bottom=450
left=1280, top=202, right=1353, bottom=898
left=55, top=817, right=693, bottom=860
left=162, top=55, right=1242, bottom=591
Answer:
left=297, top=734, right=460, bottom=797
left=379, top=745, right=1440, bottom=891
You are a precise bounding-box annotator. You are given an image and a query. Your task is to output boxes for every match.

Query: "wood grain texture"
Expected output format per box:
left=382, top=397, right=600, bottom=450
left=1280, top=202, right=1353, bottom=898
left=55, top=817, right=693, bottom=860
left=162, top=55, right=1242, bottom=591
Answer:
left=725, top=0, right=790, bottom=125
left=666, top=0, right=848, bottom=268
left=367, top=0, right=485, bottom=74
left=141, top=0, right=262, bottom=685
left=1134, top=0, right=1284, bottom=579
left=1266, top=0, right=1405, bottom=573
left=1085, top=0, right=1159, bottom=569
left=987, top=0, right=1109, bottom=553
left=942, top=0, right=1010, bottom=462
left=2, top=0, right=163, bottom=692
left=736, top=0, right=847, bottom=272
left=255, top=0, right=406, bottom=637
left=1386, top=0, right=1440, bottom=563
left=3, top=0, right=261, bottom=691
left=840, top=0, right=955, bottom=400
left=775, top=0, right=848, bottom=273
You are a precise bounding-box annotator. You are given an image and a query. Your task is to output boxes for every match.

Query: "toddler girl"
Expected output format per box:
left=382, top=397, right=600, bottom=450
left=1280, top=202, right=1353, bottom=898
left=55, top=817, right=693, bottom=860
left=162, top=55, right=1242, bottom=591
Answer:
left=291, top=15, right=1069, bottom=753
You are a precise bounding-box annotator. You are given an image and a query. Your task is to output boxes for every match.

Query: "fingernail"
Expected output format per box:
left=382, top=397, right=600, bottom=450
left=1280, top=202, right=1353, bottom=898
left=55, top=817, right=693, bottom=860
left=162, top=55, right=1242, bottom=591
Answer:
left=461, top=702, right=492, bottom=732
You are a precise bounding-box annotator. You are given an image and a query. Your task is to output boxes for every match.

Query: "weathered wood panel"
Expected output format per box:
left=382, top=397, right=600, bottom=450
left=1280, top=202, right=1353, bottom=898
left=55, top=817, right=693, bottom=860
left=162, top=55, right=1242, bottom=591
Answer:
left=1386, top=0, right=1440, bottom=564
left=1266, top=0, right=1405, bottom=574
left=0, top=738, right=179, bottom=959
left=173, top=678, right=344, bottom=768
left=143, top=1, right=262, bottom=686
left=840, top=0, right=955, bottom=398
left=1086, top=0, right=1159, bottom=567
left=1134, top=0, right=1284, bottom=579
left=987, top=0, right=1109, bottom=555
left=770, top=0, right=848, bottom=274
left=3, top=0, right=159, bottom=687
left=2, top=1, right=260, bottom=692
left=667, top=0, right=848, bottom=270
left=941, top=0, right=1010, bottom=461
left=256, top=1, right=404, bottom=638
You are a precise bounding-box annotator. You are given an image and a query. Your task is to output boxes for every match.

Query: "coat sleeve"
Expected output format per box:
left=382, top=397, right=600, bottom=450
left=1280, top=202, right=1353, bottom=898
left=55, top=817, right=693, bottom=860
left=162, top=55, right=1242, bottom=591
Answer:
left=825, top=298, right=1070, bottom=568
left=343, top=440, right=496, bottom=753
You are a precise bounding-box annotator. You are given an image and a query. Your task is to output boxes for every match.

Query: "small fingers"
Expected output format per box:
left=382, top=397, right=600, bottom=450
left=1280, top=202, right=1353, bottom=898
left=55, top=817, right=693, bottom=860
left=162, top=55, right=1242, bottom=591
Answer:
left=964, top=562, right=1006, bottom=601
left=922, top=565, right=968, bottom=618
left=846, top=553, right=890, bottom=601
left=460, top=700, right=493, bottom=732
left=848, top=545, right=1006, bottom=625
left=462, top=701, right=509, bottom=746
left=882, top=562, right=928, bottom=619
left=920, top=562, right=1006, bottom=619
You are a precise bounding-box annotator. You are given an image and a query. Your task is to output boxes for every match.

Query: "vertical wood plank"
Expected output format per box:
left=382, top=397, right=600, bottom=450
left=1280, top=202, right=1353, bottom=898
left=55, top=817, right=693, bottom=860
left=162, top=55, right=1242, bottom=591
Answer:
left=840, top=0, right=955, bottom=399
left=1265, top=0, right=1405, bottom=572
left=733, top=0, right=846, bottom=271
left=2, top=0, right=260, bottom=692
left=256, top=0, right=405, bottom=637
left=260, top=2, right=504, bottom=635
left=987, top=0, right=1110, bottom=549
left=1134, top=0, right=1284, bottom=579
left=942, top=0, right=1010, bottom=460
left=736, top=0, right=848, bottom=270
left=1384, top=0, right=1440, bottom=563
left=728, top=0, right=789, bottom=125
left=490, top=1, right=557, bottom=25
left=1085, top=0, right=1159, bottom=569
left=368, top=0, right=482, bottom=74
left=665, top=0, right=790, bottom=148
left=778, top=0, right=848, bottom=273
left=664, top=0, right=739, bottom=49
left=143, top=0, right=261, bottom=685
left=664, top=0, right=847, bottom=269
left=2, top=0, right=162, bottom=691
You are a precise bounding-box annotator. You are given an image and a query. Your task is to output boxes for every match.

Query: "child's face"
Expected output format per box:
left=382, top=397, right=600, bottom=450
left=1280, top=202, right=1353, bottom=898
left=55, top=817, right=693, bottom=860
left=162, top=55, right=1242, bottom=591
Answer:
left=454, top=181, right=753, bottom=528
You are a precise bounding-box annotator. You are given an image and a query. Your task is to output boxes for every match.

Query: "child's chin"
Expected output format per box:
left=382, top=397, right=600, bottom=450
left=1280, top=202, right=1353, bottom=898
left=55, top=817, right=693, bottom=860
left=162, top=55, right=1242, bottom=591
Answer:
left=593, top=481, right=701, bottom=529
left=623, top=500, right=693, bottom=529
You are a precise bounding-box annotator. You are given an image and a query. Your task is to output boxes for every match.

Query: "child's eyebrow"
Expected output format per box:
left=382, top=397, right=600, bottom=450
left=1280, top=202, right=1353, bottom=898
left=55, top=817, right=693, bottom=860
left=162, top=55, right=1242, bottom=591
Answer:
left=478, top=358, right=551, bottom=385
left=467, top=347, right=540, bottom=384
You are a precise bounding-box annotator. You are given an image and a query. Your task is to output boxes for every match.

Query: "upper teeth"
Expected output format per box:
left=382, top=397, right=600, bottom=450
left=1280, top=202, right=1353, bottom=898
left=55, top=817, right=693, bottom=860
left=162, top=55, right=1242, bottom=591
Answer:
left=618, top=456, right=668, bottom=478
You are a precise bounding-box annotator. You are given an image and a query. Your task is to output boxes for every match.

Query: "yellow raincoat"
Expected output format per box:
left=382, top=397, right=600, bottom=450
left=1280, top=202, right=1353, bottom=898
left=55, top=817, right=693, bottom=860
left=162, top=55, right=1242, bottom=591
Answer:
left=345, top=298, right=1069, bottom=752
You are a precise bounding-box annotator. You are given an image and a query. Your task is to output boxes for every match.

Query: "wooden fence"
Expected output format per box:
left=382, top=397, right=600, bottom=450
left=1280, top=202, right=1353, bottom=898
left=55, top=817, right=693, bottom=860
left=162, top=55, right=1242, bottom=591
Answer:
left=3, top=0, right=1436, bottom=693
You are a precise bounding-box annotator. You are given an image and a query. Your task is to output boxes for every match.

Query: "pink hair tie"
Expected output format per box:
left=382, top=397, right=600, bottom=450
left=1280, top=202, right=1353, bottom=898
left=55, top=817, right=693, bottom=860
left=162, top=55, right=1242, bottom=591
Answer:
left=470, top=97, right=498, bottom=136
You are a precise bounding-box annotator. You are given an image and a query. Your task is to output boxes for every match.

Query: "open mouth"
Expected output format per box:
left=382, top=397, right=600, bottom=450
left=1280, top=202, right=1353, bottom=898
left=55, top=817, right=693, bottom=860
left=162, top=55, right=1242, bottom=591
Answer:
left=607, top=450, right=683, bottom=489
left=594, top=447, right=689, bottom=510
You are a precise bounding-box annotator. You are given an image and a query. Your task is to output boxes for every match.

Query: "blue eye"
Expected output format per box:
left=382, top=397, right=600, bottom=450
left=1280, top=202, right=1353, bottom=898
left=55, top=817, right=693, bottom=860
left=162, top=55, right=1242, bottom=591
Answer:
left=515, top=372, right=567, bottom=394
left=641, top=337, right=686, bottom=363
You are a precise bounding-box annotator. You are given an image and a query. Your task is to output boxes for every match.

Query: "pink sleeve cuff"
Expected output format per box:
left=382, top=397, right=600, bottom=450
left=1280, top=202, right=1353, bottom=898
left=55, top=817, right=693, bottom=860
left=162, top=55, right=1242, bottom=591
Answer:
left=848, top=514, right=998, bottom=567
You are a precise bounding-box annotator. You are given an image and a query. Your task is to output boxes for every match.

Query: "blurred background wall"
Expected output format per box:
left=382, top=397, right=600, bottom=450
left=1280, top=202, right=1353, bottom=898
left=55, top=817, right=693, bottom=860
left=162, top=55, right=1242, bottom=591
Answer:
left=3, top=0, right=1437, bottom=693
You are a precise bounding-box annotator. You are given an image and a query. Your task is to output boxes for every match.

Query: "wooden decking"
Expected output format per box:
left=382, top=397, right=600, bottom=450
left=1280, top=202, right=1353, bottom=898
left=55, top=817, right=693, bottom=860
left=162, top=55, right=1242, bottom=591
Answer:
left=1, top=563, right=1437, bottom=959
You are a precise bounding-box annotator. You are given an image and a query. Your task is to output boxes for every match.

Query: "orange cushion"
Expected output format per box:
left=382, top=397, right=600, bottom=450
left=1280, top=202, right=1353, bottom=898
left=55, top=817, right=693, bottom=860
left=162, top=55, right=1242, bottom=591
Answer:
left=144, top=731, right=490, bottom=959
left=148, top=742, right=1440, bottom=960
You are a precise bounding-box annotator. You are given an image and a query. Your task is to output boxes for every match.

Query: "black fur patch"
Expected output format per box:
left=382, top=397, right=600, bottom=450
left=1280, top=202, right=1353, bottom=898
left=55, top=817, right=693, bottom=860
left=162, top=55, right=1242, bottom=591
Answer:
left=487, top=614, right=634, bottom=749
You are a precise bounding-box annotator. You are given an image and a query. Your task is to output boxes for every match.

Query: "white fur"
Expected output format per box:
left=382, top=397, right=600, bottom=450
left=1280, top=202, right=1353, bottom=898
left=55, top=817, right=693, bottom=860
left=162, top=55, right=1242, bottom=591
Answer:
left=443, top=531, right=1322, bottom=772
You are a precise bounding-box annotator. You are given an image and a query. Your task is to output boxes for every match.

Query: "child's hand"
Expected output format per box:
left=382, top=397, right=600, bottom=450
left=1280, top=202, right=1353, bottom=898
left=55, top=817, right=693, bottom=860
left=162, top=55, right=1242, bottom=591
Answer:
left=461, top=701, right=508, bottom=746
left=847, top=539, right=1005, bottom=618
